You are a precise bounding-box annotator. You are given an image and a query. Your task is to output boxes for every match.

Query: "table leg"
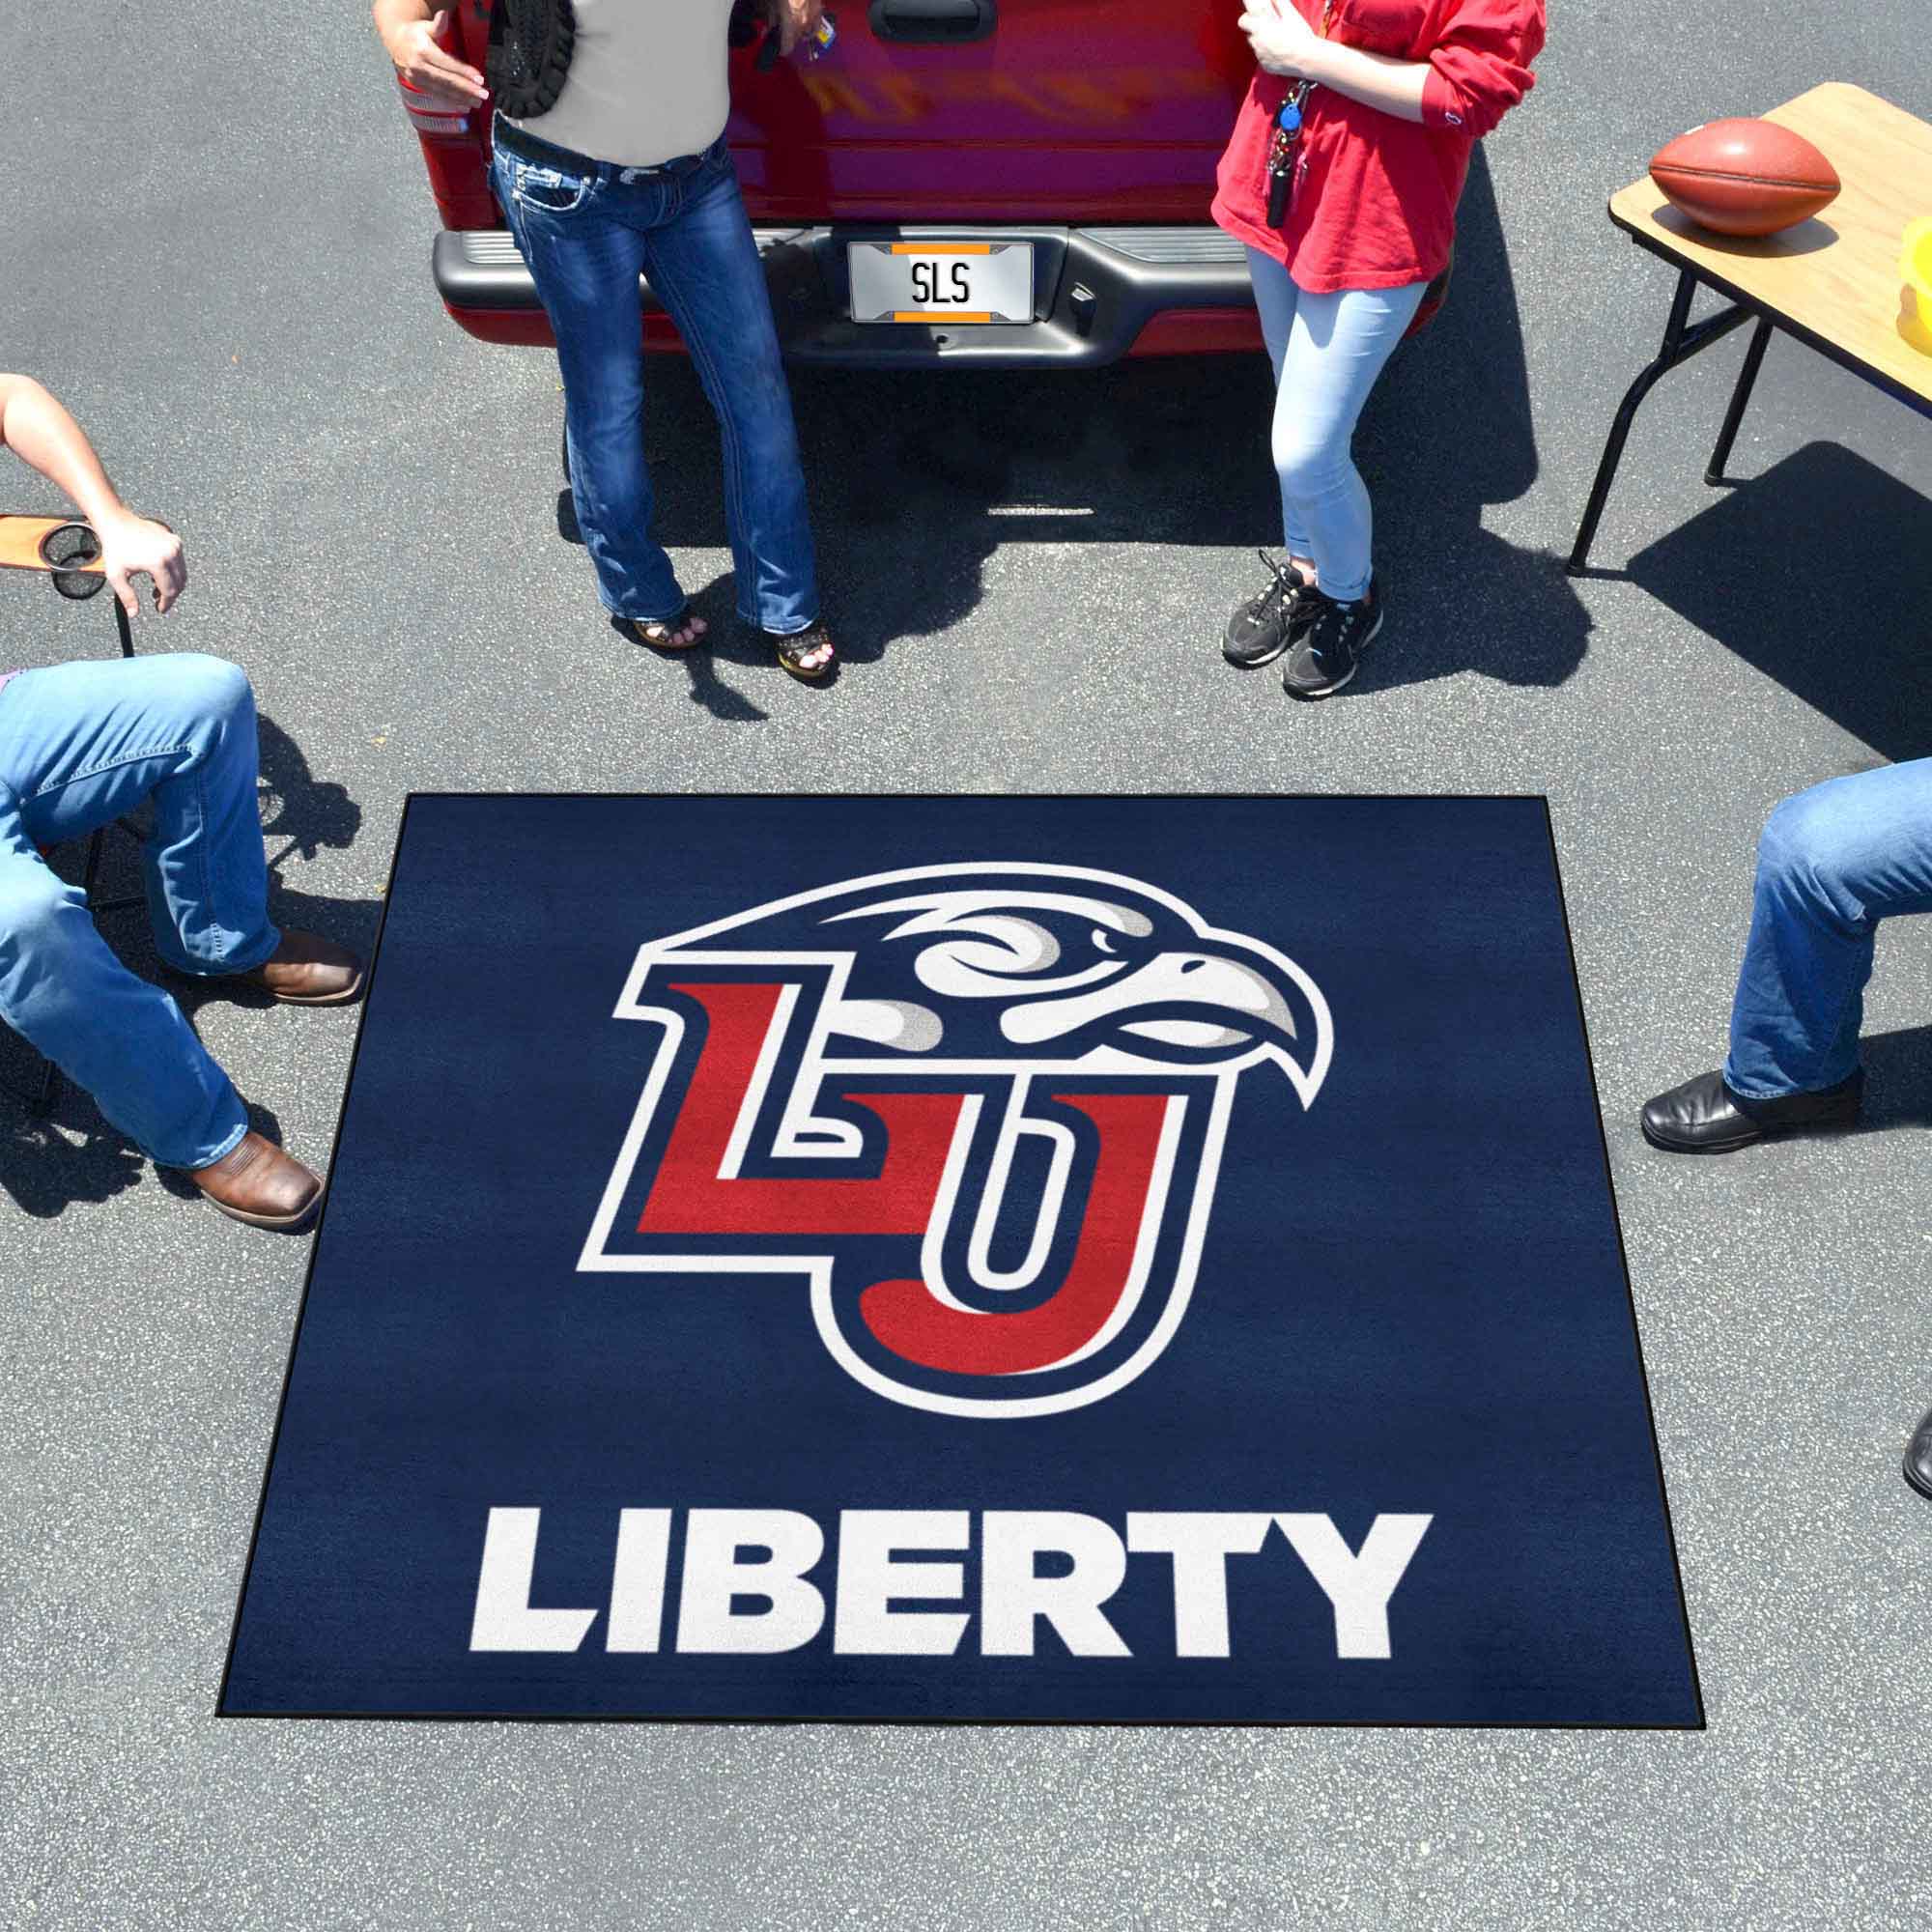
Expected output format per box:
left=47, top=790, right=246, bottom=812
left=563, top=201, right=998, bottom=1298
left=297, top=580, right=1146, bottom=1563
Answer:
left=1566, top=270, right=1755, bottom=576
left=1705, top=317, right=1775, bottom=486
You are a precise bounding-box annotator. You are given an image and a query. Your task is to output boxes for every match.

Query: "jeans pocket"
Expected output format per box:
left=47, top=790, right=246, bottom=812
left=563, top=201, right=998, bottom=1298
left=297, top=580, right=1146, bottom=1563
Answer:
left=513, top=160, right=593, bottom=216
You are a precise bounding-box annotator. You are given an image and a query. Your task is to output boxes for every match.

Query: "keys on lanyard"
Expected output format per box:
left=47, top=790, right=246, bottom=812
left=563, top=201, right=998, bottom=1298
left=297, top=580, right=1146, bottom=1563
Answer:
left=1263, top=0, right=1335, bottom=227
left=1265, top=84, right=1313, bottom=227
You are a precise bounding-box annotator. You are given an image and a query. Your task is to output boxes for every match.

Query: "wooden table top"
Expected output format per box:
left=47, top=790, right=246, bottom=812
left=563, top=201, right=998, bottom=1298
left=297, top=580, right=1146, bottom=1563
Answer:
left=1609, top=82, right=1932, bottom=412
left=0, top=515, right=103, bottom=576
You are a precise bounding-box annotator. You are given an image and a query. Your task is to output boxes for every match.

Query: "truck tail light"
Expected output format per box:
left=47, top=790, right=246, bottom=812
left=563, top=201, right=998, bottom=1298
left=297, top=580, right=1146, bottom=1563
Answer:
left=403, top=99, right=472, bottom=137
left=396, top=10, right=477, bottom=139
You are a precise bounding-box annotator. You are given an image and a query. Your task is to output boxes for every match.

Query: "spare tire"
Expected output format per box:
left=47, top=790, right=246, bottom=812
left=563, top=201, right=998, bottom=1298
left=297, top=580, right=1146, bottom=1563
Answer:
left=487, top=0, right=577, bottom=121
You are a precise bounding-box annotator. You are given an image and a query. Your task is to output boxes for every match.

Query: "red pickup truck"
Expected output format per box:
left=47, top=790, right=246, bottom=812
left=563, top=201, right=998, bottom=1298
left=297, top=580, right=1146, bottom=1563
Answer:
left=409, top=0, right=1299, bottom=367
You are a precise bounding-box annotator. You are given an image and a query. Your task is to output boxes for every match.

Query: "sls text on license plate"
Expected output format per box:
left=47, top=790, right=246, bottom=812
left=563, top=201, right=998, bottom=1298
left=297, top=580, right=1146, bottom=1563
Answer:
left=847, top=242, right=1033, bottom=325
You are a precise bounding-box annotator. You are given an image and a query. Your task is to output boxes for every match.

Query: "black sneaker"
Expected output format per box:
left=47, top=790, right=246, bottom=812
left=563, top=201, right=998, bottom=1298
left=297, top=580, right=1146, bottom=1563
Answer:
left=1282, top=578, right=1382, bottom=699
left=1223, top=551, right=1318, bottom=668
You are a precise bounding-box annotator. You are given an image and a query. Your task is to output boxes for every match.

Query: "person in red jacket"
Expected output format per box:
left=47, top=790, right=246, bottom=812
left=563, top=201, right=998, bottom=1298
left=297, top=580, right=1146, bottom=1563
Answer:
left=1213, top=0, right=1545, bottom=698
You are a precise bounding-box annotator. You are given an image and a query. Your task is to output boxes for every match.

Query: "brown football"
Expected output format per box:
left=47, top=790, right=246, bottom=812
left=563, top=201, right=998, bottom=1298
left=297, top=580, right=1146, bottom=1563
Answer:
left=1649, top=117, right=1841, bottom=237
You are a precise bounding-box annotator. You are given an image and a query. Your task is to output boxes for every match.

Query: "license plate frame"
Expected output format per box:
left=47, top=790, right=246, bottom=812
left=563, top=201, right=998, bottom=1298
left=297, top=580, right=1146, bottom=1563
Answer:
left=846, top=241, right=1035, bottom=326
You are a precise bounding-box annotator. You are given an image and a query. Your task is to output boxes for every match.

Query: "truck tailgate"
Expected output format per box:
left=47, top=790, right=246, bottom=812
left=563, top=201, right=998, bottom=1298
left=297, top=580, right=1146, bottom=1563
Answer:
left=726, top=0, right=1251, bottom=224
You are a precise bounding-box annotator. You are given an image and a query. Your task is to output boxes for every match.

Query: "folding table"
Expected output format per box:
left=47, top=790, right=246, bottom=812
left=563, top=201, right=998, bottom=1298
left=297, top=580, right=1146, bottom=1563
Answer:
left=1569, top=83, right=1932, bottom=575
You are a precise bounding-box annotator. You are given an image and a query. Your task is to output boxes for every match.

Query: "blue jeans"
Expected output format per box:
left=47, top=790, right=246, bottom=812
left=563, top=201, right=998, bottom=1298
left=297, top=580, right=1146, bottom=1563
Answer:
left=492, top=125, right=820, bottom=635
left=0, top=655, right=277, bottom=1167
left=1725, top=759, right=1932, bottom=1098
left=1245, top=250, right=1428, bottom=604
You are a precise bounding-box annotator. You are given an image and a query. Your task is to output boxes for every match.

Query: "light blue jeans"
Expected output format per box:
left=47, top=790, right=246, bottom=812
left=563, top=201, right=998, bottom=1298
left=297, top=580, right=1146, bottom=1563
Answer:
left=0, top=654, right=276, bottom=1167
left=1246, top=249, right=1428, bottom=604
left=1725, top=759, right=1932, bottom=1098
left=493, top=123, right=820, bottom=635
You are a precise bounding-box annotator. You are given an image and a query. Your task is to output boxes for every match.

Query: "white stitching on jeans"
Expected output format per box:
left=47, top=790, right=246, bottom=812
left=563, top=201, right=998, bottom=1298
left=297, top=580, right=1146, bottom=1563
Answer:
left=30, top=742, right=190, bottom=795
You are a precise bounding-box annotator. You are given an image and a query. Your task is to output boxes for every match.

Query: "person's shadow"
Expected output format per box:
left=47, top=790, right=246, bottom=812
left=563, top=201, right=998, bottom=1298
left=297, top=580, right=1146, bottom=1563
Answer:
left=1349, top=143, right=1592, bottom=695
left=0, top=712, right=379, bottom=1223
left=1854, top=1024, right=1932, bottom=1134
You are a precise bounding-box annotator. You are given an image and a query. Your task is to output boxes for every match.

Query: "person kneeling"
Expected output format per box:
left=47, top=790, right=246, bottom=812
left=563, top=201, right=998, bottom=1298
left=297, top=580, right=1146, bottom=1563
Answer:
left=0, top=374, right=360, bottom=1230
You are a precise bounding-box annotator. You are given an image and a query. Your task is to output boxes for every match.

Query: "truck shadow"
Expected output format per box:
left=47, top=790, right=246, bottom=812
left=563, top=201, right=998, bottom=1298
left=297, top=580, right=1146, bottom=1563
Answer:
left=620, top=146, right=1585, bottom=688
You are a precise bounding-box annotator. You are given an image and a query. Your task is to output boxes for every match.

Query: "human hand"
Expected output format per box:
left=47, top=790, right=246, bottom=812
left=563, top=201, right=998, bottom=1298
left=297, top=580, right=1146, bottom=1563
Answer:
left=1237, top=0, right=1325, bottom=80
left=769, top=0, right=826, bottom=58
left=382, top=8, right=488, bottom=109
left=98, top=512, right=185, bottom=616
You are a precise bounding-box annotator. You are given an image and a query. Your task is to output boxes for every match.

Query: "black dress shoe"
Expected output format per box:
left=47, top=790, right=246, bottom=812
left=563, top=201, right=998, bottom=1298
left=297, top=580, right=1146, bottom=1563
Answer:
left=1639, top=1067, right=1862, bottom=1153
left=1905, top=1407, right=1932, bottom=1501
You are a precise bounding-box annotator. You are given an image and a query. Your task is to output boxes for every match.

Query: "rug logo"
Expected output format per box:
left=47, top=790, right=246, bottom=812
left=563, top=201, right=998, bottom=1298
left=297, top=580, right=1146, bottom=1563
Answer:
left=580, top=864, right=1332, bottom=1418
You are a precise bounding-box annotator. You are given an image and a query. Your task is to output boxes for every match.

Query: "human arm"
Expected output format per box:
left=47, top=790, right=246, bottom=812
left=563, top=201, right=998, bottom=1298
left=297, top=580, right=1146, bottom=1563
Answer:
left=1238, top=3, right=1429, bottom=122
left=0, top=374, right=185, bottom=616
left=373, top=0, right=488, bottom=108
left=766, top=0, right=828, bottom=59
left=1239, top=0, right=1542, bottom=136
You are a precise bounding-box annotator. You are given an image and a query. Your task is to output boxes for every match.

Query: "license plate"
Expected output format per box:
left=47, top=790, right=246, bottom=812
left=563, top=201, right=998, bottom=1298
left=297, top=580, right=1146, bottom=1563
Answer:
left=847, top=241, right=1034, bottom=325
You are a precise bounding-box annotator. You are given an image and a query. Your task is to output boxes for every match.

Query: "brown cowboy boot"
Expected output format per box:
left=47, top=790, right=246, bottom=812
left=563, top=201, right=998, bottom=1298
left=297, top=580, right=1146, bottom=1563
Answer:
left=242, top=929, right=364, bottom=1006
left=190, top=1132, right=324, bottom=1231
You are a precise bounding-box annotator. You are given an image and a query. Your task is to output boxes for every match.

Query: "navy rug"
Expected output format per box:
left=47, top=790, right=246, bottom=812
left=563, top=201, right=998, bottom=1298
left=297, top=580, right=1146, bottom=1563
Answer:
left=222, top=795, right=1700, bottom=1726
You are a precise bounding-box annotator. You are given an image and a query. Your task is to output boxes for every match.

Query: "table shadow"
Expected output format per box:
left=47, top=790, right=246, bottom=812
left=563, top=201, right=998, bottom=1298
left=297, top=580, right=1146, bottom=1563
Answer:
left=1623, top=440, right=1932, bottom=762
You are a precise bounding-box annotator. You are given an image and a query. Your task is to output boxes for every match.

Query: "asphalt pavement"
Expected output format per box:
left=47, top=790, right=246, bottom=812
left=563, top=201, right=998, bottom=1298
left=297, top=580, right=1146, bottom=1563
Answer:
left=2, top=0, right=1929, bottom=1925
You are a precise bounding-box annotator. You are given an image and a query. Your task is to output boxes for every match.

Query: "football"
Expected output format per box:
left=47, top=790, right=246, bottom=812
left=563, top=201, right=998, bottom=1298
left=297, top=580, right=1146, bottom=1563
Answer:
left=1649, top=118, right=1841, bottom=238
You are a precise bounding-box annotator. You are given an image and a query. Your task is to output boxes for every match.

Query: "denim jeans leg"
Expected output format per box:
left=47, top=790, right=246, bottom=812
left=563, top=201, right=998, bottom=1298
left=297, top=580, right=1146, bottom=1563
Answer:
left=0, top=655, right=279, bottom=978
left=0, top=669, right=255, bottom=1168
left=1247, top=249, right=1425, bottom=601
left=1724, top=759, right=1932, bottom=1097
left=495, top=149, right=688, bottom=623
left=1246, top=246, right=1314, bottom=560
left=644, top=153, right=819, bottom=633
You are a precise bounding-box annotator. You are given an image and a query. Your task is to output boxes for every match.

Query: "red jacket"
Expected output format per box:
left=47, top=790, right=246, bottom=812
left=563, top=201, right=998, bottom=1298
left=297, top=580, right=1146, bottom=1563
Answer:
left=1210, top=0, right=1545, bottom=294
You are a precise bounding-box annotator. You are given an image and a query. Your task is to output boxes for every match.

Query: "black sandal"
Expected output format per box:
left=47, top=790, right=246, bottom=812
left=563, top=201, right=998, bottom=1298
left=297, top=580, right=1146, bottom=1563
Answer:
left=766, top=618, right=838, bottom=683
left=624, top=604, right=707, bottom=653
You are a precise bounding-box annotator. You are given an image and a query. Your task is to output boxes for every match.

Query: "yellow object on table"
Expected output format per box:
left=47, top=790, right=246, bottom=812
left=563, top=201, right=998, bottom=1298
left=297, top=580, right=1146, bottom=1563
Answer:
left=1902, top=217, right=1932, bottom=355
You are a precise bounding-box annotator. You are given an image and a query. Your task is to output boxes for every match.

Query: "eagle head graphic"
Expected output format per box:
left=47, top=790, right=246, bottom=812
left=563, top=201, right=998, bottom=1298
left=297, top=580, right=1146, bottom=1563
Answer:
left=636, top=862, right=1331, bottom=1108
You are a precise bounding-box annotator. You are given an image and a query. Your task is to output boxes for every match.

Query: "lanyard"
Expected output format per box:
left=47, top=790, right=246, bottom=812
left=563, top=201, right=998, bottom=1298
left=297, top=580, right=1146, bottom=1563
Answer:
left=1264, top=0, right=1336, bottom=226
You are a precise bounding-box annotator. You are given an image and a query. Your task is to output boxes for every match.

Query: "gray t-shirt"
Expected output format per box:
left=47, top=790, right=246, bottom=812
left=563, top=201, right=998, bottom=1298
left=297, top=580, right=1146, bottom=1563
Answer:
left=506, top=0, right=739, bottom=169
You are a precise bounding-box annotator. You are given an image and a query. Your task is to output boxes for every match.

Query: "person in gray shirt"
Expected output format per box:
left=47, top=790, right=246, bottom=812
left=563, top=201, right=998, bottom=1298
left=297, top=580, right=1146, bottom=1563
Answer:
left=377, top=0, right=838, bottom=680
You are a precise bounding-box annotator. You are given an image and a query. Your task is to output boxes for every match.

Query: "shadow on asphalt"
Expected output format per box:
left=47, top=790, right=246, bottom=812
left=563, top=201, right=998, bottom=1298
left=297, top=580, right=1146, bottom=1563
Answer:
left=0, top=712, right=376, bottom=1221
left=258, top=713, right=362, bottom=870
left=1624, top=440, right=1932, bottom=763
left=1857, top=1024, right=1932, bottom=1131
left=1353, top=146, right=1593, bottom=697
left=553, top=146, right=1585, bottom=700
